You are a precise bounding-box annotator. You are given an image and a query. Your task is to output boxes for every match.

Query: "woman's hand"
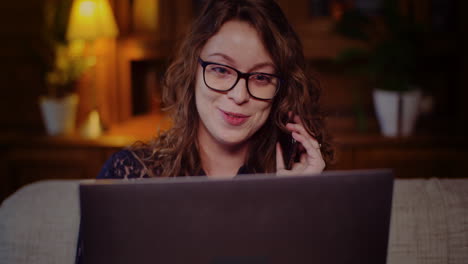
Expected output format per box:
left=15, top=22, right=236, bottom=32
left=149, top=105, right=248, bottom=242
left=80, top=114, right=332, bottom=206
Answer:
left=276, top=114, right=325, bottom=176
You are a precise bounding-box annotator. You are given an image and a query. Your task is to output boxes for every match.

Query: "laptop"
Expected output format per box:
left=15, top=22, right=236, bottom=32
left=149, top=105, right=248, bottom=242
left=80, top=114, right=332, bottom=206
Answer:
left=79, top=169, right=394, bottom=264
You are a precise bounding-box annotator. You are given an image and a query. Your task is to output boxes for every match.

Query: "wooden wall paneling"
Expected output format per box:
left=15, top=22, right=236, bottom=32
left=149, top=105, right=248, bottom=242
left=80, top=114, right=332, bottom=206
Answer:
left=0, top=55, right=45, bottom=132
left=115, top=37, right=161, bottom=123
left=328, top=145, right=355, bottom=170
left=4, top=145, right=107, bottom=193
left=112, top=0, right=132, bottom=35
left=116, top=39, right=134, bottom=122
left=276, top=0, right=368, bottom=59
left=112, top=0, right=188, bottom=123
left=0, top=134, right=135, bottom=202
left=173, top=0, right=195, bottom=40
left=102, top=147, right=122, bottom=163
left=301, top=29, right=367, bottom=59
left=0, top=1, right=43, bottom=36
left=159, top=0, right=179, bottom=42
left=0, top=145, right=10, bottom=202
left=399, top=0, right=432, bottom=25
left=276, top=0, right=310, bottom=25
left=353, top=146, right=467, bottom=178
left=95, top=38, right=119, bottom=128
left=457, top=0, right=468, bottom=134
left=318, top=68, right=376, bottom=133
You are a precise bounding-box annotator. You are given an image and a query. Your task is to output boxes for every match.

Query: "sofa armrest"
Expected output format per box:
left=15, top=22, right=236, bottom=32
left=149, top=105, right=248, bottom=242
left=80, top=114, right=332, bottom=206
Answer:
left=0, top=180, right=81, bottom=264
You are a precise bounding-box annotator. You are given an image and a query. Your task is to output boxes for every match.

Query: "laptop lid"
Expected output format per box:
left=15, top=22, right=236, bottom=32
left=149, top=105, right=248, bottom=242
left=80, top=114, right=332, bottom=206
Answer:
left=79, top=169, right=394, bottom=264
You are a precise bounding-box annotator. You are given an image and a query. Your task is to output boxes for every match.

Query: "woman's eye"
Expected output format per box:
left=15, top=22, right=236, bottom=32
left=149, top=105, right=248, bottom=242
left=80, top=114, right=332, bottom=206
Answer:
left=210, top=66, right=231, bottom=75
left=253, top=74, right=272, bottom=84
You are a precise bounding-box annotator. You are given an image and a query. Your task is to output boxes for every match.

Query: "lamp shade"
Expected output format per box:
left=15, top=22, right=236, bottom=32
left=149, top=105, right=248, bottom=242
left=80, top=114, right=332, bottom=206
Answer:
left=67, top=0, right=118, bottom=41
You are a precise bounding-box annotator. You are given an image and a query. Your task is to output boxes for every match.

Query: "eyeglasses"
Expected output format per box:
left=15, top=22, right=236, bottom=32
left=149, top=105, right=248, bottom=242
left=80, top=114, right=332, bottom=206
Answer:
left=198, top=57, right=281, bottom=100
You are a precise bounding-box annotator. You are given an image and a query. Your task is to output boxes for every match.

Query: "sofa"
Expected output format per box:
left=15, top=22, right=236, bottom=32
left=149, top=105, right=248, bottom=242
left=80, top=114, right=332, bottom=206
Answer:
left=1, top=178, right=467, bottom=264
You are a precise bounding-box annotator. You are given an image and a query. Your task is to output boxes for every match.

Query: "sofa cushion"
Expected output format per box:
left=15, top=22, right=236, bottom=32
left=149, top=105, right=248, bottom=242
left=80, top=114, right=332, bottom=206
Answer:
left=388, top=178, right=468, bottom=264
left=1, top=178, right=467, bottom=264
left=439, top=179, right=468, bottom=264
left=0, top=180, right=81, bottom=264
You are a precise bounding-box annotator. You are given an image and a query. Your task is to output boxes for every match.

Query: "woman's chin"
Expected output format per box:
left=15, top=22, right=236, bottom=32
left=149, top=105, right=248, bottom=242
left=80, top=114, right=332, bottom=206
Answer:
left=216, top=133, right=250, bottom=148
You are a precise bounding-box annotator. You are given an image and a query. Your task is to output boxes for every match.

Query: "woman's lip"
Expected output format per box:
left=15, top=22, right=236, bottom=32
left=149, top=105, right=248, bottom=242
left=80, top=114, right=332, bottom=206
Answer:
left=219, top=109, right=250, bottom=126
left=221, top=110, right=250, bottom=118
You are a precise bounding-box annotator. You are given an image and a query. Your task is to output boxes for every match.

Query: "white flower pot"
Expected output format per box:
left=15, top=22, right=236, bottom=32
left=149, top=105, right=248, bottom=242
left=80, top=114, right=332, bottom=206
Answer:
left=373, top=89, right=421, bottom=137
left=39, top=94, right=79, bottom=136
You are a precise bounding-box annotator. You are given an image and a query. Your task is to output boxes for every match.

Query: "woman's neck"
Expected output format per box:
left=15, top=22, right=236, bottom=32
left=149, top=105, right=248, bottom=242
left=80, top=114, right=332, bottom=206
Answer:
left=197, top=129, right=249, bottom=179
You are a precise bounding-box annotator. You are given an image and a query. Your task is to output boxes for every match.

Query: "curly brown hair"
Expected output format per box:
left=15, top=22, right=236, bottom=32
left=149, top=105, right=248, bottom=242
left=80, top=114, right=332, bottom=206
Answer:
left=132, top=0, right=333, bottom=176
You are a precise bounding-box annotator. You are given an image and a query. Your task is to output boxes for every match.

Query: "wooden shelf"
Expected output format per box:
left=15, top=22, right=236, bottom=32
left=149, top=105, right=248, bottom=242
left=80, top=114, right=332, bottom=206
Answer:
left=295, top=18, right=368, bottom=59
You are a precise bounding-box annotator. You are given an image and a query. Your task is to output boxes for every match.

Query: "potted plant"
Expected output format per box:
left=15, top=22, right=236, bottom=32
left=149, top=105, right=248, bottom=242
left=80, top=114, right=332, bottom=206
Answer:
left=40, top=42, right=94, bottom=136
left=335, top=0, right=426, bottom=137
left=39, top=0, right=93, bottom=136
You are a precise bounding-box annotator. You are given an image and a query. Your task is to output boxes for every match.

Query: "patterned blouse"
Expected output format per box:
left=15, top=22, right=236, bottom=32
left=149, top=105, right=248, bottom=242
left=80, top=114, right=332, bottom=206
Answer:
left=97, top=149, right=252, bottom=178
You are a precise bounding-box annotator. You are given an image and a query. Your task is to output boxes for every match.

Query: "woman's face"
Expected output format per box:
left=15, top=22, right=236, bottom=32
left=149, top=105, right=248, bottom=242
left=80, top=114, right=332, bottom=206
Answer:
left=195, top=20, right=275, bottom=148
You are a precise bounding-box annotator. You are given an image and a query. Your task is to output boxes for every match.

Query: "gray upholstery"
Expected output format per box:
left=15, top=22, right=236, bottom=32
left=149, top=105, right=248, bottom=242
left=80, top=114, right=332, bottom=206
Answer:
left=0, top=181, right=80, bottom=264
left=388, top=179, right=468, bottom=264
left=1, top=178, right=467, bottom=264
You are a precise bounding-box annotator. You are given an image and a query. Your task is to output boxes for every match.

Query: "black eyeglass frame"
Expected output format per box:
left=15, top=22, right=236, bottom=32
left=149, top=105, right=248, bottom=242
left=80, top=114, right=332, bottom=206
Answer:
left=198, top=57, right=282, bottom=100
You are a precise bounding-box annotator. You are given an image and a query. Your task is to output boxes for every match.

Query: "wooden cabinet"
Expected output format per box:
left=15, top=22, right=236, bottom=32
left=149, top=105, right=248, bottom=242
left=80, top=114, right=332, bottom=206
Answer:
left=2, top=130, right=466, bottom=203
left=331, top=134, right=468, bottom=178
left=0, top=135, right=128, bottom=202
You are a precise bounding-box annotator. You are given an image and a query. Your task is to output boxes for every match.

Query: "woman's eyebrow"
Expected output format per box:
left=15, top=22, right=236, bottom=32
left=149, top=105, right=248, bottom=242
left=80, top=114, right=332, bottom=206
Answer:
left=207, top=53, right=236, bottom=64
left=250, top=62, right=276, bottom=73
left=207, top=53, right=275, bottom=72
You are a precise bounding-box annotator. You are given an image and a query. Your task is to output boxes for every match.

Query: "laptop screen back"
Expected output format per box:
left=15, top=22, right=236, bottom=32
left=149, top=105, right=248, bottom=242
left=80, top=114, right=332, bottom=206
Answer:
left=79, top=169, right=394, bottom=264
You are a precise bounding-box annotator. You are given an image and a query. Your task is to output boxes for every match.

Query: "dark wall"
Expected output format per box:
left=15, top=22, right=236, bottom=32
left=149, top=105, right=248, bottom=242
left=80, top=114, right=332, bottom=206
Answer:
left=0, top=1, right=48, bottom=133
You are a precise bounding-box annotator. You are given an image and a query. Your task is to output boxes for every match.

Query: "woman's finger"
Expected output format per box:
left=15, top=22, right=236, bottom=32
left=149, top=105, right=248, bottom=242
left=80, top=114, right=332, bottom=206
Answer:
left=291, top=131, right=322, bottom=162
left=278, top=114, right=325, bottom=175
left=300, top=152, right=307, bottom=164
left=287, top=123, right=321, bottom=149
left=275, top=142, right=286, bottom=171
left=291, top=115, right=321, bottom=147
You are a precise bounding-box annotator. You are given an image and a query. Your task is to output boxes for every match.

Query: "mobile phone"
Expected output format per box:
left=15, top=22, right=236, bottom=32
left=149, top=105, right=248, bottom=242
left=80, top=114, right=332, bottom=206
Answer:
left=278, top=116, right=299, bottom=170
left=278, top=131, right=298, bottom=170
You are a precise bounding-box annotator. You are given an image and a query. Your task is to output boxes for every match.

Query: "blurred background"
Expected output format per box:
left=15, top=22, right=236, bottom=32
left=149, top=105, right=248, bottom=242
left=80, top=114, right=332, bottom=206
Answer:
left=0, top=0, right=466, bottom=201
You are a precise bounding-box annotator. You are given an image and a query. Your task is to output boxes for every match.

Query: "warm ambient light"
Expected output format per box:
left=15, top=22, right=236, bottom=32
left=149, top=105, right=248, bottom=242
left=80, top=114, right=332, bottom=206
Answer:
left=66, top=0, right=119, bottom=138
left=67, top=0, right=118, bottom=41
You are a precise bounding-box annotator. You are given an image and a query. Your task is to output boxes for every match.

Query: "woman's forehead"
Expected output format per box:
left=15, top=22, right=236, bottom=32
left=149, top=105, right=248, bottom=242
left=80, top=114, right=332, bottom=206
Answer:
left=200, top=20, right=274, bottom=69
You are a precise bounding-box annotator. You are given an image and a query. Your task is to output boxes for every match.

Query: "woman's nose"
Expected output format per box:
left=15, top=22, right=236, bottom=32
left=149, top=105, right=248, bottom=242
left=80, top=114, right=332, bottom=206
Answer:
left=227, top=78, right=249, bottom=104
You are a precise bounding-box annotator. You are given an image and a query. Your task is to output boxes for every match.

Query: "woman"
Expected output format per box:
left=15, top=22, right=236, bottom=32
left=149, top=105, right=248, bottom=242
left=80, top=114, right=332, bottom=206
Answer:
left=99, top=0, right=333, bottom=179
left=76, top=1, right=333, bottom=261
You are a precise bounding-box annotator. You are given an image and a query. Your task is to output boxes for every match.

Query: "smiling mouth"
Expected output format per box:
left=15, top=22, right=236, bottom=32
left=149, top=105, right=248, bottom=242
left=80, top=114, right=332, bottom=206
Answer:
left=220, top=109, right=250, bottom=126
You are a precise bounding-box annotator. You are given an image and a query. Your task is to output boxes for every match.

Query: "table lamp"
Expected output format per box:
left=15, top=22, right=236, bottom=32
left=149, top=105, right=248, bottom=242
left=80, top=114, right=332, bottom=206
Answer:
left=66, top=0, right=118, bottom=138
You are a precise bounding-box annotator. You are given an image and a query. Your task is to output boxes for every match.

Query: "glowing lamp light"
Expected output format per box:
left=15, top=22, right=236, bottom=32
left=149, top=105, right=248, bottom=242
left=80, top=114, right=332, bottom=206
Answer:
left=66, top=0, right=118, bottom=138
left=67, top=0, right=118, bottom=41
left=80, top=1, right=96, bottom=16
